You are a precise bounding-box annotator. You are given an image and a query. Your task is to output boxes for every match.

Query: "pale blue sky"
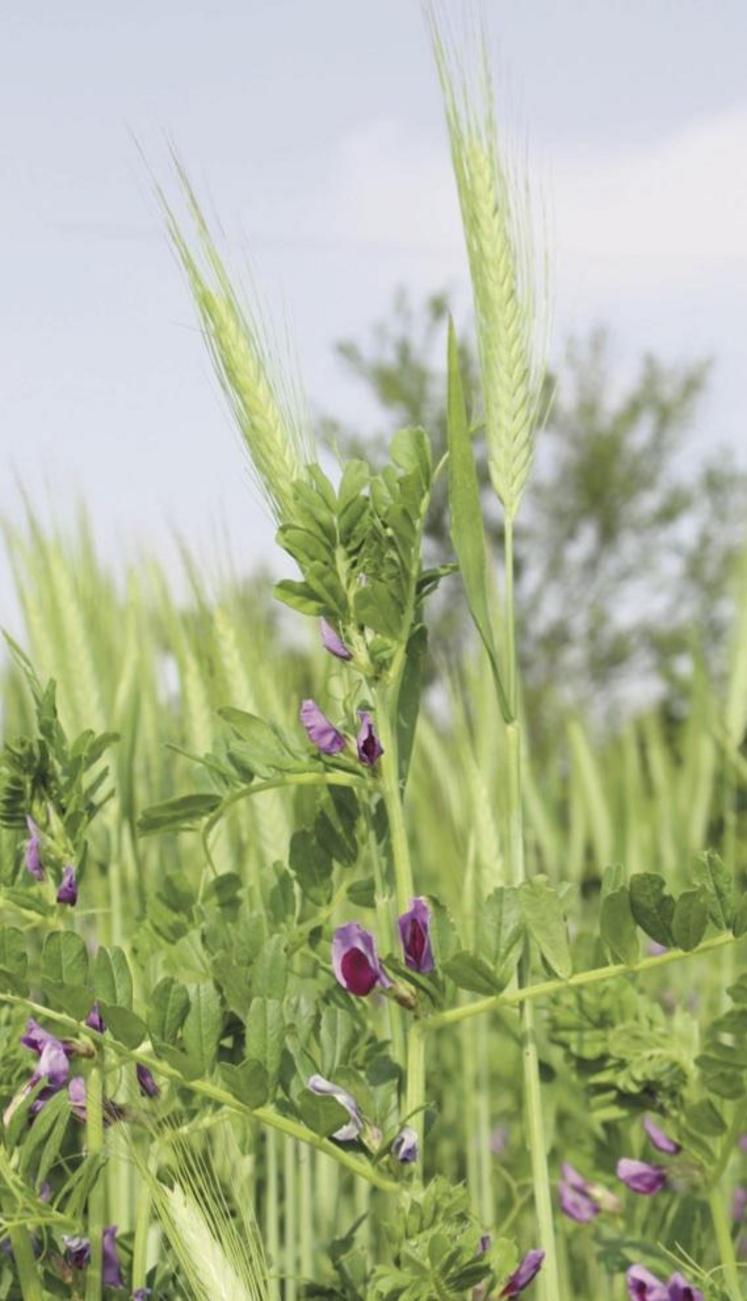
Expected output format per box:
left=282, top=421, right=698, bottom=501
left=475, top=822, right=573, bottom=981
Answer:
left=2, top=0, right=746, bottom=623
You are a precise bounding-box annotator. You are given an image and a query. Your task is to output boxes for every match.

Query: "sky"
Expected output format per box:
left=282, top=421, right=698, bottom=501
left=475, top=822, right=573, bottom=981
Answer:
left=2, top=0, right=746, bottom=625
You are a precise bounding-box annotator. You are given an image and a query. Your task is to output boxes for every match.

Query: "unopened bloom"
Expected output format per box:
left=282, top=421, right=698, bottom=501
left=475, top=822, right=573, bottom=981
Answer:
left=136, top=1064, right=160, bottom=1099
left=356, top=711, right=383, bottom=766
left=643, top=1116, right=680, bottom=1155
left=558, top=1163, right=598, bottom=1222
left=24, top=817, right=44, bottom=880
left=56, top=866, right=78, bottom=906
left=392, top=1126, right=418, bottom=1163
left=62, top=1235, right=91, bottom=1269
left=85, top=1003, right=105, bottom=1033
left=320, top=618, right=352, bottom=660
left=500, top=1249, right=545, bottom=1296
left=332, top=922, right=391, bottom=996
left=102, top=1225, right=124, bottom=1288
left=733, top=1186, right=747, bottom=1222
left=617, top=1158, right=666, bottom=1195
left=299, top=699, right=345, bottom=754
left=398, top=897, right=434, bottom=973
left=490, top=1125, right=509, bottom=1156
left=307, top=1074, right=362, bottom=1142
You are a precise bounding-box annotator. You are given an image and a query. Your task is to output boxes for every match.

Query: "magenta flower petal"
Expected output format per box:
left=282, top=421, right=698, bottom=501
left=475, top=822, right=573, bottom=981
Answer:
left=501, top=1248, right=545, bottom=1296
left=332, top=922, right=391, bottom=995
left=299, top=699, right=345, bottom=754
left=392, top=1125, right=419, bottom=1163
left=136, top=1064, right=160, bottom=1099
left=24, top=817, right=44, bottom=881
left=626, top=1265, right=669, bottom=1300
left=62, top=1235, right=91, bottom=1269
left=667, top=1274, right=704, bottom=1301
left=356, top=710, right=383, bottom=766
left=398, top=897, right=435, bottom=973
left=56, top=866, right=78, bottom=906
left=102, top=1225, right=124, bottom=1288
left=643, top=1116, right=680, bottom=1154
left=320, top=618, right=352, bottom=660
left=617, top=1158, right=667, bottom=1195
left=307, top=1074, right=362, bottom=1142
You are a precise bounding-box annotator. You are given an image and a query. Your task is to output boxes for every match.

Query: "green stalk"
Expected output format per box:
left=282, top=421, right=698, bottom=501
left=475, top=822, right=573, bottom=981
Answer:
left=298, top=1140, right=313, bottom=1284
left=283, top=1137, right=297, bottom=1301
left=5, top=1222, right=43, bottom=1301
left=373, top=687, right=426, bottom=1160
left=131, top=1177, right=152, bottom=1293
left=708, top=1187, right=741, bottom=1300
left=85, top=1064, right=106, bottom=1301
left=265, top=1130, right=280, bottom=1301
left=502, top=518, right=561, bottom=1301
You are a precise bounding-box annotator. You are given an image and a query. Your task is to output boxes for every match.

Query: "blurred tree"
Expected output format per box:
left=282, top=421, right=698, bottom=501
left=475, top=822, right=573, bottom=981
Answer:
left=321, top=290, right=747, bottom=717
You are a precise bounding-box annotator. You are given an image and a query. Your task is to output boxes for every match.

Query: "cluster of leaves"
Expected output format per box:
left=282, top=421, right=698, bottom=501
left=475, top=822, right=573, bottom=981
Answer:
left=368, top=1178, right=516, bottom=1301
left=276, top=431, right=438, bottom=675
left=0, top=637, right=117, bottom=903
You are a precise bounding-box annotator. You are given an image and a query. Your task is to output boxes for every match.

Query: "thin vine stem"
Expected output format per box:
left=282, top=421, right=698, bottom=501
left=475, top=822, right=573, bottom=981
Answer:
left=0, top=994, right=398, bottom=1194
left=423, top=929, right=737, bottom=1030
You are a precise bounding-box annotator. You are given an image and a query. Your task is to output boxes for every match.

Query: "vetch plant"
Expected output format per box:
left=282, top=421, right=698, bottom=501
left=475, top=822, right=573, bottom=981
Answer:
left=0, top=6, right=745, bottom=1301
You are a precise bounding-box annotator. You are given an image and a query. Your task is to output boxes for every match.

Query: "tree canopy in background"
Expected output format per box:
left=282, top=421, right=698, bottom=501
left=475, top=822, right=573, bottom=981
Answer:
left=322, top=290, right=747, bottom=720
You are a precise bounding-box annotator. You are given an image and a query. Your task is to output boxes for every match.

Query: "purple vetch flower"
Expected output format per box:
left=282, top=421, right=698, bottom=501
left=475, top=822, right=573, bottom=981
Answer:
left=136, top=1063, right=160, bottom=1099
left=102, top=1225, right=124, bottom=1289
left=667, top=1275, right=704, bottom=1301
left=643, top=1116, right=680, bottom=1155
left=38, top=1182, right=51, bottom=1203
left=24, top=817, right=44, bottom=880
left=68, top=1077, right=87, bottom=1123
left=356, top=711, right=383, bottom=766
left=391, top=1125, right=418, bottom=1163
left=320, top=618, right=352, bottom=661
left=733, top=1186, right=747, bottom=1222
left=398, top=897, right=434, bottom=973
left=32, top=1038, right=70, bottom=1092
left=132, top=1291, right=152, bottom=1300
left=500, top=1249, right=545, bottom=1296
left=740, top=1133, right=747, bottom=1154
left=299, top=699, right=345, bottom=755
left=617, top=1158, right=667, bottom=1195
left=21, top=1018, right=72, bottom=1059
left=477, top=1233, right=492, bottom=1256
left=558, top=1163, right=598, bottom=1223
left=307, top=1074, right=363, bottom=1142
left=626, top=1266, right=669, bottom=1301
left=332, top=922, right=391, bottom=996
left=56, top=865, right=78, bottom=906
left=62, top=1235, right=91, bottom=1269
left=490, top=1124, right=509, bottom=1156
left=85, top=1003, right=106, bottom=1033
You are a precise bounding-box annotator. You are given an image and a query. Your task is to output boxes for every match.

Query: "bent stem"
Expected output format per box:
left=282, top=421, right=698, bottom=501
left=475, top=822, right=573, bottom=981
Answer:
left=502, top=518, right=561, bottom=1301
